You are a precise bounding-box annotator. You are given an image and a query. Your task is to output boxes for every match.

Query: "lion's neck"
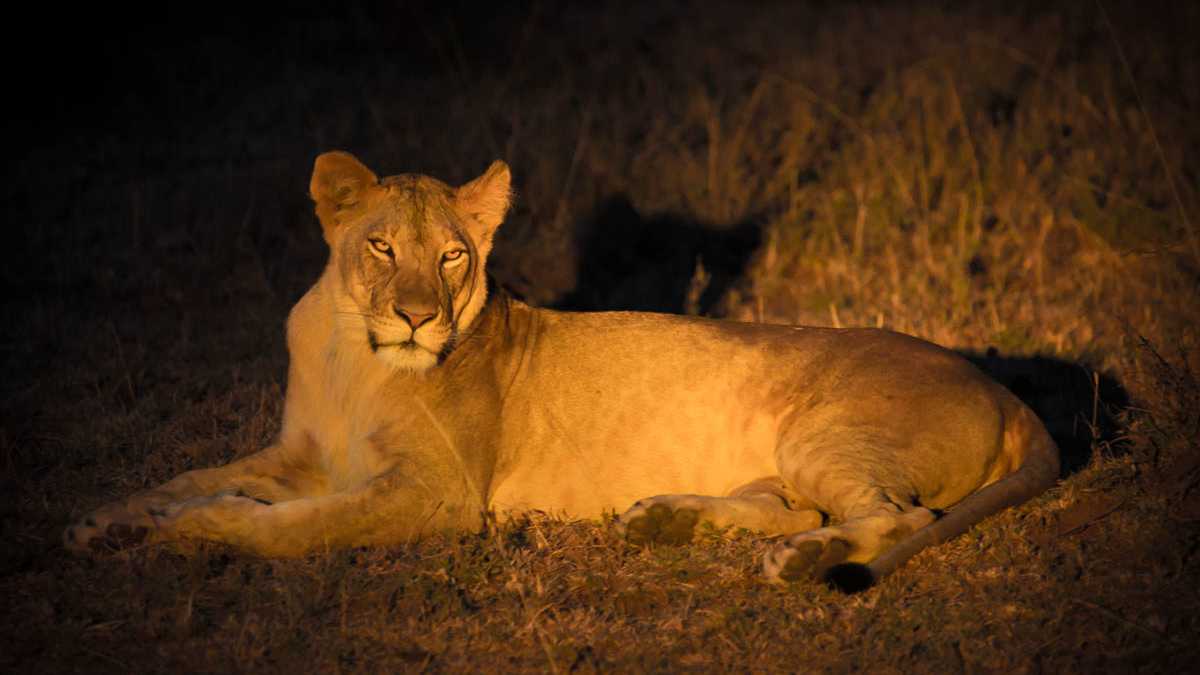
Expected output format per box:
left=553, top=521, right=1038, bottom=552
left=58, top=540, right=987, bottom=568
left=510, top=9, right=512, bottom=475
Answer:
left=442, top=284, right=532, bottom=368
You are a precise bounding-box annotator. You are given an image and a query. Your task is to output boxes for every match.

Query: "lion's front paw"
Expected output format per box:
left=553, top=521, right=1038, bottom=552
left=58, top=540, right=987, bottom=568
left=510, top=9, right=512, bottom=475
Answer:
left=618, top=496, right=704, bottom=545
left=63, top=502, right=161, bottom=555
left=762, top=534, right=852, bottom=584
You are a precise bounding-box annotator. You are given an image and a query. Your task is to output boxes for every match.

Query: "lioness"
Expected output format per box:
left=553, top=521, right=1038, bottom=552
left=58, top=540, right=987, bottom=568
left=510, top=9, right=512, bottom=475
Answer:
left=64, top=152, right=1059, bottom=589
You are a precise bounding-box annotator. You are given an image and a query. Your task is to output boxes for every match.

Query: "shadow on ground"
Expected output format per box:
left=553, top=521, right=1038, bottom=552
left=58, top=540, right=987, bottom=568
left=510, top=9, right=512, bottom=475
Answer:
left=962, top=351, right=1129, bottom=476
left=553, top=195, right=763, bottom=316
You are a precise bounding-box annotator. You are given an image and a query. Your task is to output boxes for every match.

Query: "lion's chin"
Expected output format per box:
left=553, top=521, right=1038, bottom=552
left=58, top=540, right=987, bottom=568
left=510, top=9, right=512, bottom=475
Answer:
left=372, top=343, right=440, bottom=372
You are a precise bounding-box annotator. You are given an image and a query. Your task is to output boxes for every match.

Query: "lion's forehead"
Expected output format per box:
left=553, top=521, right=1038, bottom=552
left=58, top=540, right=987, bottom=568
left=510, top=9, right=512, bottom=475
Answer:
left=361, top=174, right=463, bottom=245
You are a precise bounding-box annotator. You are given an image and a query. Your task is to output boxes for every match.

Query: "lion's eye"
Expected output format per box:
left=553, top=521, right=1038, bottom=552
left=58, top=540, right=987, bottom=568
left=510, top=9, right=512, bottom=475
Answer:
left=368, top=238, right=392, bottom=256
left=442, top=249, right=467, bottom=267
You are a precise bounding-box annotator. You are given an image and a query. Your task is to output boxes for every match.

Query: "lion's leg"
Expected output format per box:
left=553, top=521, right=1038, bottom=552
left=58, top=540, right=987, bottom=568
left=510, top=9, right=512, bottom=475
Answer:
left=760, top=492, right=936, bottom=587
left=64, top=438, right=328, bottom=554
left=620, top=479, right=823, bottom=545
left=757, top=434, right=942, bottom=586
left=149, top=438, right=329, bottom=504
left=151, top=468, right=477, bottom=557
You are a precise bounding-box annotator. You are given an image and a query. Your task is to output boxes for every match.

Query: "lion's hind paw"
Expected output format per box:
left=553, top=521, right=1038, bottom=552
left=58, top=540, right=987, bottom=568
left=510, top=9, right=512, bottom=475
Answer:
left=763, top=535, right=851, bottom=584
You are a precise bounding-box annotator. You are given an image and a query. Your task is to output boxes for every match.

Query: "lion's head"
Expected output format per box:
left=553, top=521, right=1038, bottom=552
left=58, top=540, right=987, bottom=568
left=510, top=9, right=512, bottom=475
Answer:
left=309, top=151, right=511, bottom=371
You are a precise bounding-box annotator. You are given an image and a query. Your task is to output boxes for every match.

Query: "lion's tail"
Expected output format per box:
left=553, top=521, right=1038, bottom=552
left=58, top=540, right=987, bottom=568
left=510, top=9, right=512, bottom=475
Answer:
left=856, top=400, right=1060, bottom=590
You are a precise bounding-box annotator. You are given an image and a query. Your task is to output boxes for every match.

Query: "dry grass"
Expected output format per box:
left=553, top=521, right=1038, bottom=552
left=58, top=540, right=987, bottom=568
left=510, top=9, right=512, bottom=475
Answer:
left=3, top=1, right=1199, bottom=671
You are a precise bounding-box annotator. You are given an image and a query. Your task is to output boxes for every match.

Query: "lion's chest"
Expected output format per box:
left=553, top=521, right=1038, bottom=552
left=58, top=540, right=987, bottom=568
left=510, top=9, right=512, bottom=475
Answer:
left=313, top=379, right=500, bottom=502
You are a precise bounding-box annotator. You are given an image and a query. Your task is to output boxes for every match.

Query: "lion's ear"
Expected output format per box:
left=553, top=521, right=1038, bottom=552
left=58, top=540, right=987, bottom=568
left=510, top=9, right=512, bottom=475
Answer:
left=456, top=160, right=512, bottom=243
left=310, top=151, right=379, bottom=244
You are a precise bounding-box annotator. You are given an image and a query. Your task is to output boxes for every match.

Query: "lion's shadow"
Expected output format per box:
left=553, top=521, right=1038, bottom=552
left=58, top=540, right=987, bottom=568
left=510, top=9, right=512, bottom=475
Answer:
left=962, top=350, right=1129, bottom=477
left=553, top=195, right=763, bottom=316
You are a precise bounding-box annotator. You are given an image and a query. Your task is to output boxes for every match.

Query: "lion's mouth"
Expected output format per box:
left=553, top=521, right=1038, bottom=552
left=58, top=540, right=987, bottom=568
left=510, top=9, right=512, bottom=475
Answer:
left=364, top=326, right=449, bottom=372
left=367, top=330, right=423, bottom=353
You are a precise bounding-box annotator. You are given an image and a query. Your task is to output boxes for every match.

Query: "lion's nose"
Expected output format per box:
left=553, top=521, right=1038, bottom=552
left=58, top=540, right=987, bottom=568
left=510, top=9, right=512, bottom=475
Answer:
left=393, top=305, right=438, bottom=329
